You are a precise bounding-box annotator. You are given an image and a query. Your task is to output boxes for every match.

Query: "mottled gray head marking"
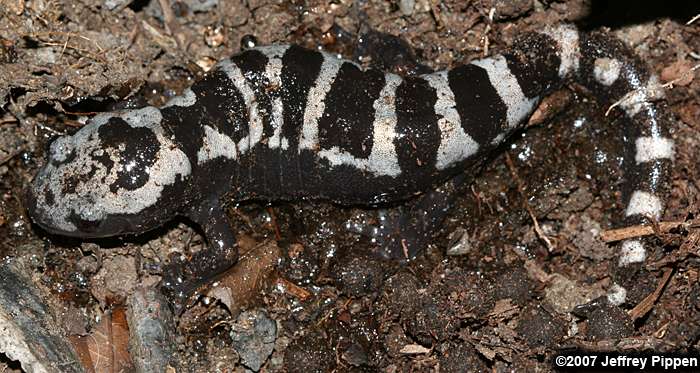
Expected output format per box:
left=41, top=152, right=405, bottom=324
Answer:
left=28, top=107, right=192, bottom=237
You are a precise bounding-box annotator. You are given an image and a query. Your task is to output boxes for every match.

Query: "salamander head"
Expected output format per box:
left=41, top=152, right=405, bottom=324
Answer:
left=27, top=107, right=192, bottom=238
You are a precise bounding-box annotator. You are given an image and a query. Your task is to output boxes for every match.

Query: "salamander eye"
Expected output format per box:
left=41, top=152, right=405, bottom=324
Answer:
left=47, top=136, right=76, bottom=166
left=43, top=136, right=54, bottom=155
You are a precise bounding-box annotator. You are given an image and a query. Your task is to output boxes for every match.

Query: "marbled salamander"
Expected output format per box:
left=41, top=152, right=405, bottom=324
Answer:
left=26, top=25, right=674, bottom=298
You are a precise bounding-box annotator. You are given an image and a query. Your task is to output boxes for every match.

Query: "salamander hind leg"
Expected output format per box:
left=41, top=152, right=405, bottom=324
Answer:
left=349, top=174, right=467, bottom=260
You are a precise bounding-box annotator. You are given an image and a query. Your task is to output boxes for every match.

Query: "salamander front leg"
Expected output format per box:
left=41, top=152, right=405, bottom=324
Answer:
left=161, top=201, right=239, bottom=311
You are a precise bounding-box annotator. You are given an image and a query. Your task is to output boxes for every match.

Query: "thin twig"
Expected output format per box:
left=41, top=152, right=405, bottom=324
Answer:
left=481, top=7, right=496, bottom=57
left=30, top=31, right=104, bottom=52
left=0, top=150, right=21, bottom=166
left=27, top=31, right=106, bottom=63
left=275, top=277, right=311, bottom=301
left=266, top=206, right=281, bottom=241
left=687, top=14, right=700, bottom=25
left=605, top=86, right=648, bottom=116
left=600, top=221, right=690, bottom=242
left=158, top=0, right=184, bottom=48
left=504, top=154, right=554, bottom=251
left=0, top=118, right=18, bottom=125
left=428, top=0, right=445, bottom=30
left=628, top=268, right=673, bottom=321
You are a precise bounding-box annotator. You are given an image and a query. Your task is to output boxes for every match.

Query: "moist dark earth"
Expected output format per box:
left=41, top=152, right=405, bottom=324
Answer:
left=1, top=0, right=700, bottom=372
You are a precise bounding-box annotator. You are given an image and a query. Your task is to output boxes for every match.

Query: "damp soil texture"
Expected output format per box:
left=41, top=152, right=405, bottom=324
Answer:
left=1, top=1, right=700, bottom=372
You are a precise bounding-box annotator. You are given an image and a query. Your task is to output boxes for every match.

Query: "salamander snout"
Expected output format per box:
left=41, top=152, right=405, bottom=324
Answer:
left=25, top=119, right=131, bottom=237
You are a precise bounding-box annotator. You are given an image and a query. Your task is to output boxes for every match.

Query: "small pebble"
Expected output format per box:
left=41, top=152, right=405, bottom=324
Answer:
left=230, top=310, right=277, bottom=372
left=399, top=0, right=415, bottom=16
left=127, top=287, right=176, bottom=373
left=241, top=34, right=258, bottom=50
left=342, top=343, right=369, bottom=366
left=184, top=0, right=219, bottom=13
left=104, top=0, right=132, bottom=10
left=446, top=228, right=472, bottom=256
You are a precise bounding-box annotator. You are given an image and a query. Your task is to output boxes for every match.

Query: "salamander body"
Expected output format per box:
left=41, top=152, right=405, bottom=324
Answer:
left=26, top=25, right=674, bottom=296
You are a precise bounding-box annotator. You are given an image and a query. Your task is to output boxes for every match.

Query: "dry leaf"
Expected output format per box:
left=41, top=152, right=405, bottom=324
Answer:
left=399, top=344, right=430, bottom=355
left=206, top=240, right=281, bottom=314
left=661, top=59, right=695, bottom=86
left=71, top=307, right=133, bottom=373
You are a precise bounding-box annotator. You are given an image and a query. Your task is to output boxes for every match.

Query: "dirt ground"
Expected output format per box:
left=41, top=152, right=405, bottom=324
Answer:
left=1, top=0, right=699, bottom=372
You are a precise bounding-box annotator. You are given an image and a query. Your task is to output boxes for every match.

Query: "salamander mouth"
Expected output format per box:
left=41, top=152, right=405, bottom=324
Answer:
left=25, top=209, right=78, bottom=238
left=65, top=212, right=138, bottom=238
left=24, top=185, right=120, bottom=238
left=24, top=202, right=80, bottom=238
left=26, top=166, right=145, bottom=238
left=31, top=215, right=133, bottom=239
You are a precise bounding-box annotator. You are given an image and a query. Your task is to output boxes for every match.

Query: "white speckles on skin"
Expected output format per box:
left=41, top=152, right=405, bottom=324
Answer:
left=607, top=284, right=627, bottom=305
left=540, top=25, right=580, bottom=78
left=317, top=73, right=403, bottom=177
left=635, top=136, right=674, bottom=163
left=422, top=71, right=479, bottom=169
left=318, top=147, right=365, bottom=171
left=368, top=74, right=402, bottom=176
left=619, top=75, right=665, bottom=117
left=34, top=107, right=191, bottom=232
left=163, top=88, right=197, bottom=108
left=197, top=125, right=238, bottom=165
left=625, top=190, right=663, bottom=219
left=108, top=106, right=163, bottom=129
left=256, top=45, right=289, bottom=57
left=619, top=239, right=646, bottom=266
left=298, top=53, right=344, bottom=150
left=471, top=56, right=538, bottom=129
left=593, top=57, right=622, bottom=86
left=258, top=46, right=290, bottom=150
left=217, top=59, right=263, bottom=154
